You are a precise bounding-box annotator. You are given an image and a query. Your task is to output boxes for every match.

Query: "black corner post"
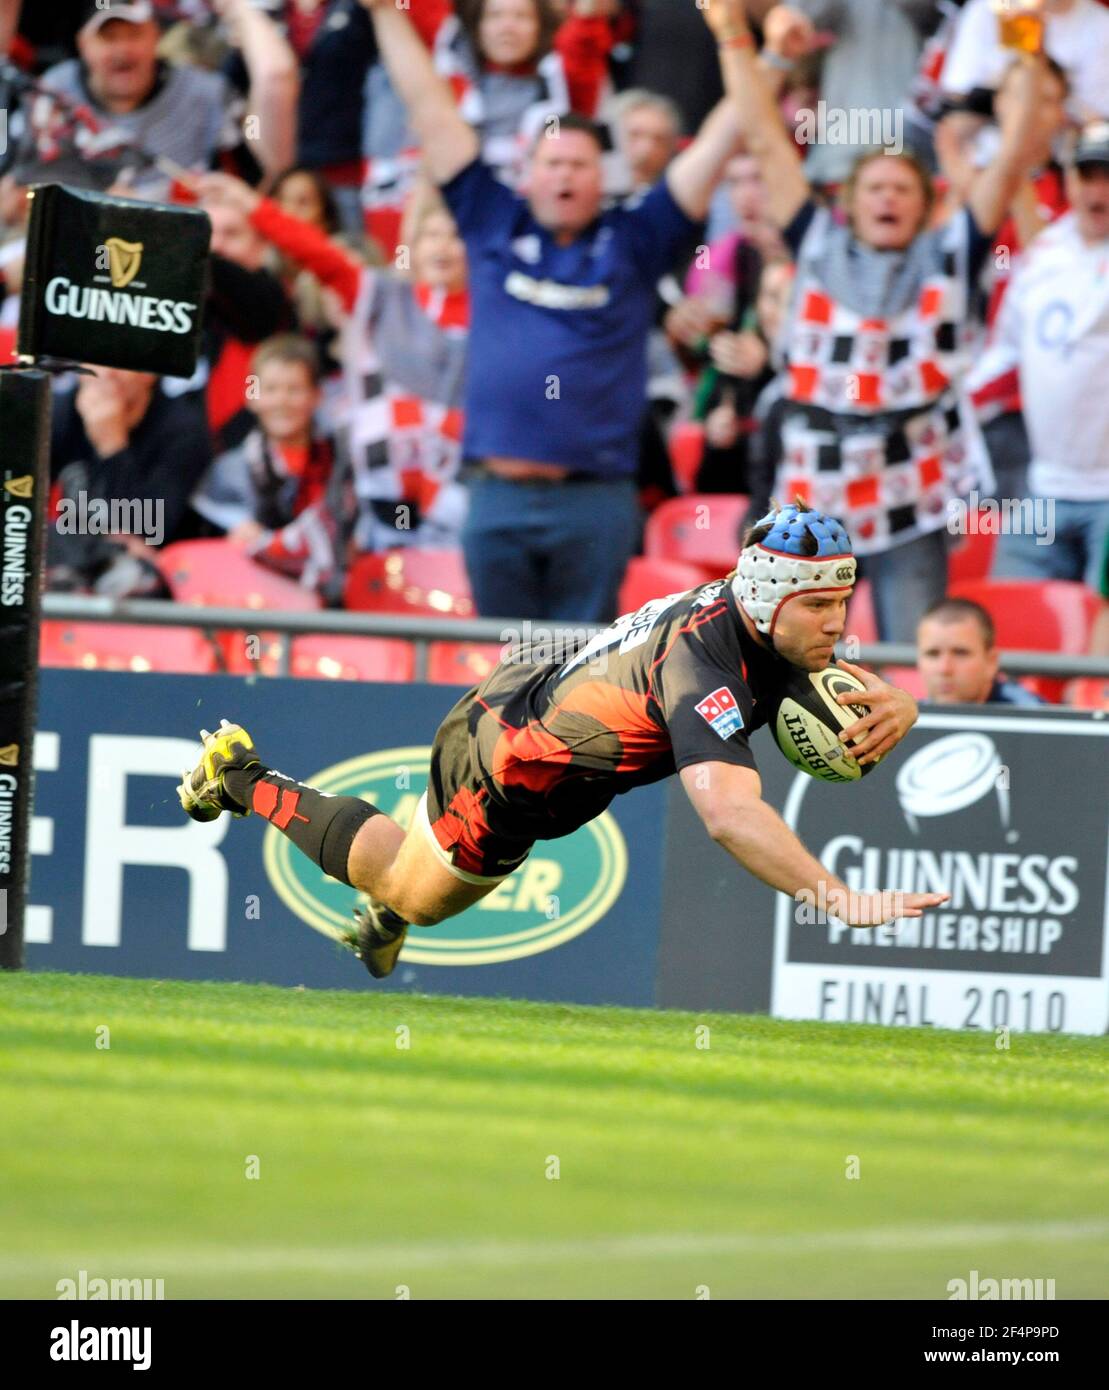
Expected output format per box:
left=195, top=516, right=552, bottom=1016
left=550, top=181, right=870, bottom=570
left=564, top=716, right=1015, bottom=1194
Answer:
left=0, top=367, right=51, bottom=969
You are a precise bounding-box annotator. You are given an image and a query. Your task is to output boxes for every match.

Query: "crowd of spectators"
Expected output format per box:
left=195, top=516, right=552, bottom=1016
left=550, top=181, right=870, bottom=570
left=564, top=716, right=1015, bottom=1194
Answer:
left=0, top=0, right=1106, bottom=699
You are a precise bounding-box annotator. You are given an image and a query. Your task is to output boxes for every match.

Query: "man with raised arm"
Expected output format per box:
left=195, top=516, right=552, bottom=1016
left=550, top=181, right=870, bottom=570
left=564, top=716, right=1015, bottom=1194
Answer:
left=701, top=0, right=1046, bottom=642
left=355, top=0, right=748, bottom=624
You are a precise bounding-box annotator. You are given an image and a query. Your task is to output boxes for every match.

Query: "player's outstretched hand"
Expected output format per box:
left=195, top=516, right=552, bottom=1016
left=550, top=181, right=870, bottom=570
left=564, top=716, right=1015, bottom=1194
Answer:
left=831, top=889, right=951, bottom=927
left=833, top=658, right=918, bottom=765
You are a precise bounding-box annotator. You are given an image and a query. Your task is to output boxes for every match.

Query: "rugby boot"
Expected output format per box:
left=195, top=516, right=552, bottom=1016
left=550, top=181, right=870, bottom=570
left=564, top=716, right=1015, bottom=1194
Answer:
left=178, top=719, right=260, bottom=822
left=345, top=900, right=410, bottom=979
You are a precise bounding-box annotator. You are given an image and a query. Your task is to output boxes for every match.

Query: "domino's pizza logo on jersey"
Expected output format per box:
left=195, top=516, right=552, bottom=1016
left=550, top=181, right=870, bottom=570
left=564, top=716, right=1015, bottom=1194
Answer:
left=695, top=687, right=744, bottom=740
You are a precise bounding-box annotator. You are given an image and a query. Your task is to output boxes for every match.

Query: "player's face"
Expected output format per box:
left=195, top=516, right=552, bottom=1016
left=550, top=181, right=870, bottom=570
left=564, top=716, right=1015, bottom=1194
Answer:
left=771, top=592, right=850, bottom=670
left=527, top=132, right=605, bottom=239
left=1067, top=164, right=1109, bottom=243
left=252, top=360, right=319, bottom=442
left=848, top=157, right=929, bottom=250
left=479, top=0, right=541, bottom=66
left=78, top=20, right=159, bottom=109
left=916, top=617, right=999, bottom=704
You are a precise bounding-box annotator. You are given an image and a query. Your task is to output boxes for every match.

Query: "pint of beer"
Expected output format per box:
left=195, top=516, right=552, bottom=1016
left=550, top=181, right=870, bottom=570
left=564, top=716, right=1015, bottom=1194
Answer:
left=991, top=0, right=1044, bottom=53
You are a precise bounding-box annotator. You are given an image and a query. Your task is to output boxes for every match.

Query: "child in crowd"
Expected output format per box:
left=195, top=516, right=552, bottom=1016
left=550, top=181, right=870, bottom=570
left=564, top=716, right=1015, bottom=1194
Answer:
left=191, top=334, right=341, bottom=596
left=196, top=169, right=470, bottom=554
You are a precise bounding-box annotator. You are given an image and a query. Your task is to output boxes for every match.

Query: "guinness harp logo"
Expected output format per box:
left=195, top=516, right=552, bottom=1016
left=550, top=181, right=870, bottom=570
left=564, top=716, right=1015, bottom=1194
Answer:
left=0, top=744, right=18, bottom=766
left=3, top=476, right=33, bottom=498
left=105, top=237, right=143, bottom=289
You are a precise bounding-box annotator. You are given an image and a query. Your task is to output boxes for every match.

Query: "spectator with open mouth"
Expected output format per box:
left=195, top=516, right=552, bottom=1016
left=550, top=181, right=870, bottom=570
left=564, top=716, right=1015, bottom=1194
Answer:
left=703, top=0, right=1047, bottom=642
left=7, top=0, right=298, bottom=197
left=359, top=0, right=749, bottom=623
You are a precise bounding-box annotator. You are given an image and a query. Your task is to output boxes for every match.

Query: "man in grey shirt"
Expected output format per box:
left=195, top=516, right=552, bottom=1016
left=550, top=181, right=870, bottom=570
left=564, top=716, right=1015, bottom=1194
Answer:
left=9, top=0, right=297, bottom=195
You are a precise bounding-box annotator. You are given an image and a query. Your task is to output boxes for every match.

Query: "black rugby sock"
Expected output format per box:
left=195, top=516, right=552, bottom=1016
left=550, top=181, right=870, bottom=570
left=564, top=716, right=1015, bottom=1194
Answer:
left=224, top=763, right=381, bottom=886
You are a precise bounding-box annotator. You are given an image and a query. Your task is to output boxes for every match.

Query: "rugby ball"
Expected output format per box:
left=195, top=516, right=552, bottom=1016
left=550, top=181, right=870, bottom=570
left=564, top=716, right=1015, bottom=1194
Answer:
left=770, top=665, right=880, bottom=783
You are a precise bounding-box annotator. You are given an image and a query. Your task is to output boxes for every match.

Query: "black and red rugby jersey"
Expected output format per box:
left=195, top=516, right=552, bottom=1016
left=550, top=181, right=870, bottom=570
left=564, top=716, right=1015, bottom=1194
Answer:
left=460, top=578, right=791, bottom=840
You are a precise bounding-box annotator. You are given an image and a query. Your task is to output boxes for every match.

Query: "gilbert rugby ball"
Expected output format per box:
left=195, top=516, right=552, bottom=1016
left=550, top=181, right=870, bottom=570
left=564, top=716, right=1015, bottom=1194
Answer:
left=771, top=665, right=881, bottom=783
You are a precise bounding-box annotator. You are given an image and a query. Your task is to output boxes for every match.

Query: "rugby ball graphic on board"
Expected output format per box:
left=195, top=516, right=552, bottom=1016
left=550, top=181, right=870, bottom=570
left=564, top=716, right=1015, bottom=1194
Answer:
left=771, top=665, right=881, bottom=783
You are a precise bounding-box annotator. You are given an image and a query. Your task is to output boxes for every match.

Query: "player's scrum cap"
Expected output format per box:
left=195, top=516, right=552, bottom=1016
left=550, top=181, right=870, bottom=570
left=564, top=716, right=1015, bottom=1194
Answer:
left=734, top=502, right=856, bottom=636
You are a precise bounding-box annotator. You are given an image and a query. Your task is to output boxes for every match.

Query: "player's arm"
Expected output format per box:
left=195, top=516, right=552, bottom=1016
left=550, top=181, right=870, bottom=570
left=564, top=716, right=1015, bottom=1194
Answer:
left=679, top=761, right=948, bottom=926
left=359, top=0, right=480, bottom=185
left=699, top=0, right=810, bottom=228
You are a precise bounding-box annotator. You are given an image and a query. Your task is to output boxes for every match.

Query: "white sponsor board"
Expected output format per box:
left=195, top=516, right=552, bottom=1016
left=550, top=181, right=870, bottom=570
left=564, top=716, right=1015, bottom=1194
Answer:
left=772, top=713, right=1109, bottom=1034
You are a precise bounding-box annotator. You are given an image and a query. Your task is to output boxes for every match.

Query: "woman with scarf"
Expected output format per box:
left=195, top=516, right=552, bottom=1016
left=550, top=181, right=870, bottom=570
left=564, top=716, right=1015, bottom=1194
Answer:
left=194, top=168, right=471, bottom=565
left=701, top=0, right=1046, bottom=642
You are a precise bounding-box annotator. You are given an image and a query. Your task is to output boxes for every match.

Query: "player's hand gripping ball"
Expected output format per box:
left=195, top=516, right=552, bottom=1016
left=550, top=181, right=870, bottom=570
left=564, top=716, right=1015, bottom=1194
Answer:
left=770, top=664, right=881, bottom=783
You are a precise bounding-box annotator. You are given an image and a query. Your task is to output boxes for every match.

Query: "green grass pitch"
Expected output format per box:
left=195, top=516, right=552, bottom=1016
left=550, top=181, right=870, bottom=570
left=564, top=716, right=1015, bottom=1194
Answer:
left=1, top=971, right=1106, bottom=1300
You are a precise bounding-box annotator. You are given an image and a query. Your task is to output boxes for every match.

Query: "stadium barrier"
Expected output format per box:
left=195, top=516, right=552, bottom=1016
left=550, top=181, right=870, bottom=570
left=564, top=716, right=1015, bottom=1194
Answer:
left=38, top=593, right=1109, bottom=684
left=25, top=660, right=1108, bottom=1034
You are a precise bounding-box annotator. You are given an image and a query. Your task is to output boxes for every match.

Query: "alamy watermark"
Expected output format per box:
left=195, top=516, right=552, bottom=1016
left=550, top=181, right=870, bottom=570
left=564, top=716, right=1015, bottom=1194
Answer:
left=56, top=1269, right=164, bottom=1300
left=49, top=1323, right=152, bottom=1371
left=794, top=102, right=903, bottom=155
left=55, top=492, right=165, bottom=546
left=795, top=882, right=908, bottom=926
left=497, top=620, right=607, bottom=672
left=948, top=492, right=1055, bottom=546
left=946, top=1269, right=1056, bottom=1300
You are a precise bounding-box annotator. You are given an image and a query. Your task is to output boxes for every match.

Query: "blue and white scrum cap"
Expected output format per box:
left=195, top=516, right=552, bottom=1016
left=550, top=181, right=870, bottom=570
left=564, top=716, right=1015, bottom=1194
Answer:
left=734, top=503, right=856, bottom=636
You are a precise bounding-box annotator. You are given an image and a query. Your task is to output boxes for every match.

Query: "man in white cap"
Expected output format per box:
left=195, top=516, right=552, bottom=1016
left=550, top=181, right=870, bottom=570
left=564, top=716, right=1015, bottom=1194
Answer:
left=9, top=0, right=297, bottom=193
left=176, top=503, right=940, bottom=978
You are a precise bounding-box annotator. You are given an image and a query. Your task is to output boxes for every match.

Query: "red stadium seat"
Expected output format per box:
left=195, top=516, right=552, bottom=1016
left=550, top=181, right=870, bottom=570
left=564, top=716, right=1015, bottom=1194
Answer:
left=1065, top=677, right=1109, bottom=711
left=668, top=421, right=705, bottom=494
left=643, top=494, right=748, bottom=576
left=427, top=641, right=505, bottom=686
left=949, top=579, right=1100, bottom=703
left=290, top=636, right=416, bottom=683
left=947, top=515, right=997, bottom=584
left=879, top=664, right=927, bottom=700
left=39, top=621, right=219, bottom=674
left=157, top=540, right=322, bottom=611
left=156, top=539, right=322, bottom=676
left=344, top=549, right=475, bottom=618
left=617, top=557, right=709, bottom=614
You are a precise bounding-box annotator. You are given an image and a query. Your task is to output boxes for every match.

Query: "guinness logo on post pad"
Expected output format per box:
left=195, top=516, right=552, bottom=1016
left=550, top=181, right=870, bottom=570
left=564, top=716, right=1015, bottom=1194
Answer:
left=17, top=184, right=210, bottom=376
left=104, top=237, right=143, bottom=289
